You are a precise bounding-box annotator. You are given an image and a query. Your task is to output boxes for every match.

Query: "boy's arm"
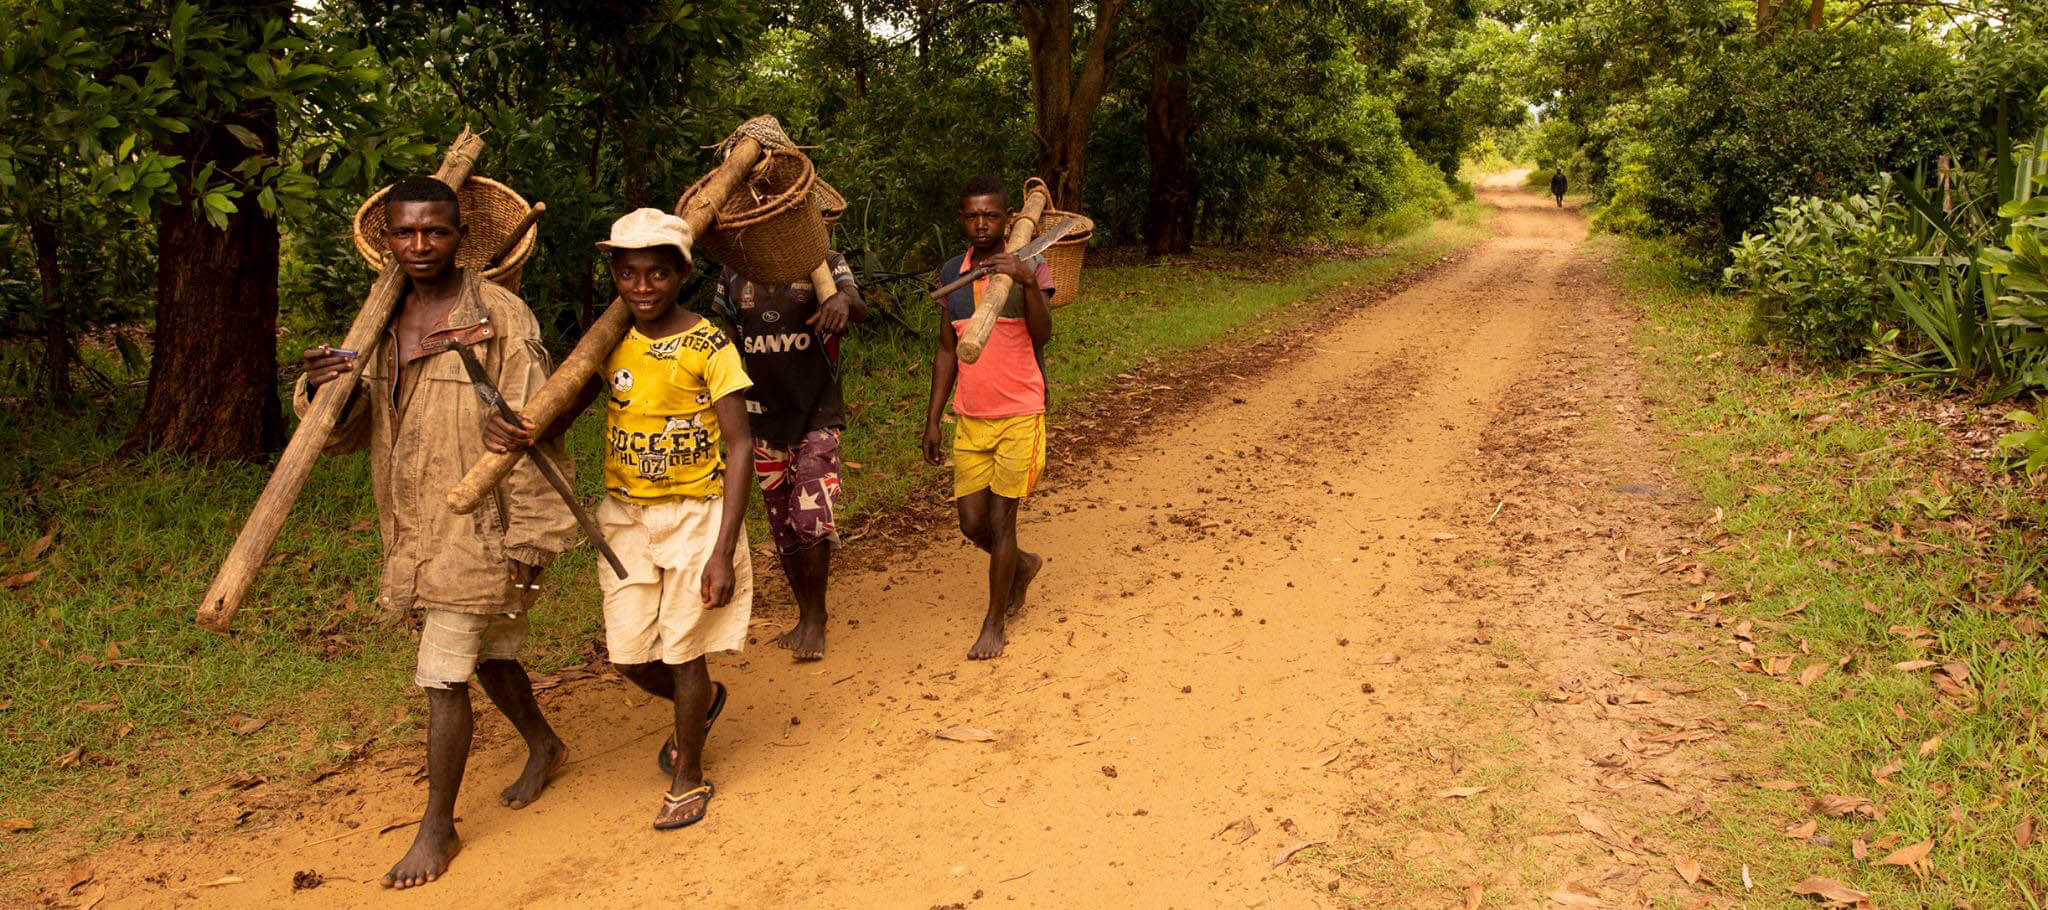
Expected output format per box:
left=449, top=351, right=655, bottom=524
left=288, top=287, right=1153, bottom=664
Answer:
left=924, top=314, right=958, bottom=465
left=703, top=391, right=753, bottom=609
left=484, top=374, right=602, bottom=453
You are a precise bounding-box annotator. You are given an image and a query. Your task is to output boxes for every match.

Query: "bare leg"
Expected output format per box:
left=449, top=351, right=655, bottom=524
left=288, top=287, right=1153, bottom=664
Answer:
left=771, top=543, right=830, bottom=660
left=474, top=659, right=566, bottom=809
left=969, top=494, right=1023, bottom=660
left=958, top=490, right=1040, bottom=612
left=667, top=659, right=713, bottom=791
left=382, top=687, right=468, bottom=889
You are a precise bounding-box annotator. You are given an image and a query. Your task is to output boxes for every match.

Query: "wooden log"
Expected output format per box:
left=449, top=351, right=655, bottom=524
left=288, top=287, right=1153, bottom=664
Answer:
left=196, top=129, right=488, bottom=631
left=954, top=184, right=1051, bottom=364
left=445, top=138, right=768, bottom=515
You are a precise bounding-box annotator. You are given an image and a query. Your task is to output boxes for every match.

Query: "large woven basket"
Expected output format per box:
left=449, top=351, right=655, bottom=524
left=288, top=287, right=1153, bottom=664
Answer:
left=679, top=148, right=828, bottom=285
left=1036, top=208, right=1093, bottom=308
left=352, top=176, right=537, bottom=290
left=814, top=178, right=847, bottom=230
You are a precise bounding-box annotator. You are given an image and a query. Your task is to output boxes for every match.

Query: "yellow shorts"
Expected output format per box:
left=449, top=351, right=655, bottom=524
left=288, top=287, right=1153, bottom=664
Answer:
left=953, top=414, right=1046, bottom=500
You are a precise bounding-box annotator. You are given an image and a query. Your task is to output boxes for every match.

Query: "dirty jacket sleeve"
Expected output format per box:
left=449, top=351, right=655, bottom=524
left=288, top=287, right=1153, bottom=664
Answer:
left=495, top=332, right=581, bottom=566
left=290, top=374, right=372, bottom=456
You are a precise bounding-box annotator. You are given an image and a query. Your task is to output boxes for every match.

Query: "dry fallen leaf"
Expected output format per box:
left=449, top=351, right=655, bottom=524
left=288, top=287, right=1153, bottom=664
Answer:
left=2, top=817, right=33, bottom=832
left=1790, top=875, right=1870, bottom=905
left=1871, top=757, right=1903, bottom=782
left=197, top=875, right=246, bottom=888
left=1546, top=890, right=1604, bottom=906
left=1851, top=837, right=1868, bottom=860
left=1576, top=811, right=1639, bottom=853
left=1812, top=795, right=1877, bottom=819
left=1464, top=883, right=1483, bottom=910
left=1876, top=837, right=1932, bottom=869
left=934, top=726, right=997, bottom=743
left=1892, top=660, right=1938, bottom=672
left=1673, top=855, right=1703, bottom=886
left=1372, top=653, right=1399, bottom=665
left=1784, top=818, right=1819, bottom=839
left=26, top=528, right=57, bottom=561
left=1436, top=786, right=1488, bottom=799
left=1272, top=840, right=1324, bottom=867
left=232, top=716, right=269, bottom=736
left=1, top=569, right=41, bottom=590
left=1798, top=663, right=1829, bottom=687
left=1917, top=736, right=1942, bottom=758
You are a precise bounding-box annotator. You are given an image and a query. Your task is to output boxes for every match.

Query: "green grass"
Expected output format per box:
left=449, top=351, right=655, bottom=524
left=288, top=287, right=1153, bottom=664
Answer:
left=1615, top=234, right=2048, bottom=907
left=0, top=201, right=1488, bottom=868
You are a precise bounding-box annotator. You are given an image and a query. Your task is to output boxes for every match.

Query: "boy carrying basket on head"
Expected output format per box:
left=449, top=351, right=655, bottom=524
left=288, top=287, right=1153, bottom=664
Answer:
left=922, top=175, right=1056, bottom=660
left=486, top=207, right=753, bottom=831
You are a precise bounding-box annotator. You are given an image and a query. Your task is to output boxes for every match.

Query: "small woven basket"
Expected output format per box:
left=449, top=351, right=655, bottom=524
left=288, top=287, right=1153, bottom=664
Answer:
left=1036, top=209, right=1093, bottom=308
left=814, top=178, right=847, bottom=230
left=678, top=147, right=828, bottom=285
left=352, top=176, right=537, bottom=290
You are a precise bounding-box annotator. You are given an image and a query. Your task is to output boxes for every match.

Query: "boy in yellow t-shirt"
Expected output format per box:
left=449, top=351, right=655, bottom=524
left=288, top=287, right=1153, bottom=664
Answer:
left=486, top=207, right=752, bottom=832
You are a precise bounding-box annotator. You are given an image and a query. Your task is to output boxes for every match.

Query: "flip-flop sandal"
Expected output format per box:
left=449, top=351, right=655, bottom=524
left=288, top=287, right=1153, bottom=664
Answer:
left=657, top=681, right=728, bottom=776
left=653, top=781, right=714, bottom=831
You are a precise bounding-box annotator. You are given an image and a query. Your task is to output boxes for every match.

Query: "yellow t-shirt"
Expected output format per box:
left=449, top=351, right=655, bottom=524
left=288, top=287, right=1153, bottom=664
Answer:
left=603, top=319, right=753, bottom=502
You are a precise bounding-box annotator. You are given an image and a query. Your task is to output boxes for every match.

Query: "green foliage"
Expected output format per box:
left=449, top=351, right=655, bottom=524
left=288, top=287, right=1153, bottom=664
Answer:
left=1724, top=183, right=1916, bottom=361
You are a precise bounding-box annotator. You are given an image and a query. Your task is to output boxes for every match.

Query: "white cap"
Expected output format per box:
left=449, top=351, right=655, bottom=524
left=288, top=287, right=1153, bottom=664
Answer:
left=597, top=207, right=694, bottom=269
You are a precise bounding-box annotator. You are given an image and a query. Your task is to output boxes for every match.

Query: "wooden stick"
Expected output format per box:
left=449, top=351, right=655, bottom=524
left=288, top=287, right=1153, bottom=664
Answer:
left=955, top=184, right=1050, bottom=364
left=487, top=201, right=544, bottom=269
left=197, top=129, right=488, bottom=631
left=446, top=137, right=768, bottom=515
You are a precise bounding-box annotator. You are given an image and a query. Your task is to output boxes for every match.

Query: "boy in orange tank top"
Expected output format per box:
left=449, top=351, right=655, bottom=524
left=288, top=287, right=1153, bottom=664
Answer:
left=921, top=176, right=1057, bottom=659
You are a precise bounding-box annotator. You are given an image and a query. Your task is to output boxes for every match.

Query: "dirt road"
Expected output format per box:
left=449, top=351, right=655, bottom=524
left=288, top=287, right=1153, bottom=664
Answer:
left=79, top=182, right=1735, bottom=907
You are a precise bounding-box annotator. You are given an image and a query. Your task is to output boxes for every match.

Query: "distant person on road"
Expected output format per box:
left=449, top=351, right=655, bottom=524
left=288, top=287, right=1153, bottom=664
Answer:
left=487, top=208, right=755, bottom=832
left=711, top=249, right=866, bottom=661
left=298, top=175, right=580, bottom=890
left=923, top=175, right=1056, bottom=660
left=1550, top=169, right=1568, bottom=207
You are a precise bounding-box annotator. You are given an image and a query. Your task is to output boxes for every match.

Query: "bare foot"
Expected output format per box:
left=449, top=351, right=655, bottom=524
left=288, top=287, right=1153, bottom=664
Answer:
left=499, top=736, right=566, bottom=809
left=1007, top=552, right=1044, bottom=614
left=772, top=620, right=827, bottom=661
left=968, top=619, right=1006, bottom=660
left=381, top=826, right=461, bottom=889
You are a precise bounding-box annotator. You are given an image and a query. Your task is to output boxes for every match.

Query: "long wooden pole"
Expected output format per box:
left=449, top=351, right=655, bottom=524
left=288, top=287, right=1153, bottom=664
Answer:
left=954, top=184, right=1051, bottom=364
left=445, top=137, right=768, bottom=515
left=196, top=130, right=487, bottom=631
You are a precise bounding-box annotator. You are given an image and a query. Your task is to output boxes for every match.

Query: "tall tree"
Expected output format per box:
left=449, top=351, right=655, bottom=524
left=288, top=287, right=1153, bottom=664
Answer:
left=1018, top=0, right=1136, bottom=207
left=1143, top=6, right=1196, bottom=255
left=107, top=1, right=419, bottom=459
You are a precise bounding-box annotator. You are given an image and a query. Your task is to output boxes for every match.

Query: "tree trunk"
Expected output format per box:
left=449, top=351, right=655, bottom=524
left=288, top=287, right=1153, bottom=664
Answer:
left=27, top=213, right=74, bottom=407
left=1143, top=15, right=1195, bottom=257
left=1018, top=0, right=1128, bottom=209
left=1805, top=0, right=1824, bottom=28
left=123, top=20, right=285, bottom=459
left=1756, top=0, right=1773, bottom=30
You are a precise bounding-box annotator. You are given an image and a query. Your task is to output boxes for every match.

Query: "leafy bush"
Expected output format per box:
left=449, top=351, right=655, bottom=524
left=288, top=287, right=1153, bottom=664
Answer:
left=1725, top=184, right=1915, bottom=361
left=1589, top=140, right=1659, bottom=237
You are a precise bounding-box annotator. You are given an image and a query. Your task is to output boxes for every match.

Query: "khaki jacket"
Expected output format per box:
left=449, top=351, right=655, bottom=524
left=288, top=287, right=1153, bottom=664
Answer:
left=293, top=269, right=579, bottom=615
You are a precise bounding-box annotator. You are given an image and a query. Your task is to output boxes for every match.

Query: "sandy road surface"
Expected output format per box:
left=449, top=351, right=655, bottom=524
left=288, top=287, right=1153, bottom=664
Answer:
left=68, top=183, right=1737, bottom=908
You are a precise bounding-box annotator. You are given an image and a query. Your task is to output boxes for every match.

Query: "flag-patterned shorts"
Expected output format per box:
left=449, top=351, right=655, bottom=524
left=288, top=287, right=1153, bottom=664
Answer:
left=752, top=428, right=843, bottom=554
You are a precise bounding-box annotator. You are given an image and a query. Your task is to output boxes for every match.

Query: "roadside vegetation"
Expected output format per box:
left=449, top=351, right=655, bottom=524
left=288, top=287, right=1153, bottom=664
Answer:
left=1620, top=235, right=2048, bottom=907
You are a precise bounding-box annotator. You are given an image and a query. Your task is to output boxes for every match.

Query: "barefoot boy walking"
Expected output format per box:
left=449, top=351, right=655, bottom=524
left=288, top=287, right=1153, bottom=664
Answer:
left=922, top=176, right=1055, bottom=660
left=298, top=176, right=579, bottom=889
left=487, top=208, right=753, bottom=829
left=711, top=252, right=865, bottom=661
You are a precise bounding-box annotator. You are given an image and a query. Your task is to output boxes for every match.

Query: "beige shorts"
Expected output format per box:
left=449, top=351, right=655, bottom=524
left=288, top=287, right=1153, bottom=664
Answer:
left=598, top=496, right=754, bottom=665
left=415, top=610, right=529, bottom=689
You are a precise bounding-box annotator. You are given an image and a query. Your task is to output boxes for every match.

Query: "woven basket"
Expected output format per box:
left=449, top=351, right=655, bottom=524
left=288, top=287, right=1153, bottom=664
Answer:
left=352, top=176, right=537, bottom=290
left=813, top=178, right=847, bottom=230
left=678, top=148, right=828, bottom=285
left=1036, top=209, right=1093, bottom=308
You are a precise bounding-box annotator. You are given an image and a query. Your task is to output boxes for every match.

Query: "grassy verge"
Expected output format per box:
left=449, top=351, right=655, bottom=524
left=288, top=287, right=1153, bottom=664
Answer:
left=1618, top=234, right=2048, bottom=907
left=0, top=201, right=1488, bottom=867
